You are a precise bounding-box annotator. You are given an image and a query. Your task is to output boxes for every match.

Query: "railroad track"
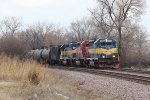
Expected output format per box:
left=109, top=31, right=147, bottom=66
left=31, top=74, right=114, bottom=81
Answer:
left=49, top=66, right=150, bottom=85
left=116, top=68, right=150, bottom=75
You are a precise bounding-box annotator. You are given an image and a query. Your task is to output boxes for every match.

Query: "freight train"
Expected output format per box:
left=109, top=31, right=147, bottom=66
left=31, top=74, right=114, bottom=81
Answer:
left=26, top=38, right=120, bottom=68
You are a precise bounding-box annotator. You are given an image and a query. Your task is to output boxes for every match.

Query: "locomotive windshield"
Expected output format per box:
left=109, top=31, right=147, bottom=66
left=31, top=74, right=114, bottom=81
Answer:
left=101, top=42, right=112, bottom=46
left=100, top=39, right=112, bottom=46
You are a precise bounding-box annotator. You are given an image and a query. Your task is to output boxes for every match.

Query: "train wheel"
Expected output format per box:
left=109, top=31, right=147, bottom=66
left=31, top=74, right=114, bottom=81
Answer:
left=59, top=60, right=63, bottom=65
left=98, top=63, right=104, bottom=69
left=67, top=60, right=71, bottom=66
left=114, top=63, right=120, bottom=69
left=87, top=61, right=91, bottom=68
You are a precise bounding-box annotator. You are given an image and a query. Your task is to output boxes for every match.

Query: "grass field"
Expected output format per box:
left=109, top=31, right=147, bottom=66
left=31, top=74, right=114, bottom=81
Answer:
left=0, top=54, right=102, bottom=100
left=0, top=54, right=49, bottom=84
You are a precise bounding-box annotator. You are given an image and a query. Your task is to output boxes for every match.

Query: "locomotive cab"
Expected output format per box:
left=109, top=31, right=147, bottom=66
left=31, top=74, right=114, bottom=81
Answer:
left=60, top=42, right=77, bottom=65
left=95, top=38, right=120, bottom=68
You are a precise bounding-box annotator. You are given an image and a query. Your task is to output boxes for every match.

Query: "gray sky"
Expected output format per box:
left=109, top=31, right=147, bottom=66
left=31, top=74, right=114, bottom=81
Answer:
left=0, top=0, right=97, bottom=26
left=0, top=0, right=150, bottom=33
left=141, top=0, right=150, bottom=33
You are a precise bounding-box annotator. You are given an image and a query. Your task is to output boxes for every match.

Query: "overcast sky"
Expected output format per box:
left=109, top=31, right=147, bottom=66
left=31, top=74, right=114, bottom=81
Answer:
left=0, top=0, right=150, bottom=33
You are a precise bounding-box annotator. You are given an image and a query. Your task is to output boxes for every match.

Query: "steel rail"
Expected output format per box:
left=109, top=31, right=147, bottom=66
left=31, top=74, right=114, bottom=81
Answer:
left=116, top=68, right=150, bottom=75
left=49, top=66, right=150, bottom=85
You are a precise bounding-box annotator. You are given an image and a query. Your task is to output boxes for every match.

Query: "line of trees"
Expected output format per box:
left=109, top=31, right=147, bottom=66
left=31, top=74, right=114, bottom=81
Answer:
left=0, top=0, right=149, bottom=68
left=0, top=17, right=69, bottom=56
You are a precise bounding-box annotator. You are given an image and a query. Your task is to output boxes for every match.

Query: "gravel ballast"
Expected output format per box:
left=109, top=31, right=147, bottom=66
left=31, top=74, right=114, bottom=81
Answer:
left=49, top=68, right=150, bottom=100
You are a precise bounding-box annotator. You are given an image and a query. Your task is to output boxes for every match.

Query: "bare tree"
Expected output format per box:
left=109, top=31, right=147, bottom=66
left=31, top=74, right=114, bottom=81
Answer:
left=69, top=17, right=99, bottom=41
left=44, top=27, right=68, bottom=45
left=23, top=22, right=55, bottom=49
left=0, top=17, right=24, bottom=56
left=134, top=26, right=149, bottom=67
left=91, top=0, right=145, bottom=64
left=21, top=22, right=67, bottom=49
left=89, top=6, right=115, bottom=38
left=0, top=35, right=24, bottom=56
left=0, top=17, right=22, bottom=36
left=120, top=24, right=149, bottom=67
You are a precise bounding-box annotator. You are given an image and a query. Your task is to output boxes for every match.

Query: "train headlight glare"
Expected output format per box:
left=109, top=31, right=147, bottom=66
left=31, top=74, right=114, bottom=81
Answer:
left=113, top=55, right=116, bottom=58
left=102, top=55, right=105, bottom=58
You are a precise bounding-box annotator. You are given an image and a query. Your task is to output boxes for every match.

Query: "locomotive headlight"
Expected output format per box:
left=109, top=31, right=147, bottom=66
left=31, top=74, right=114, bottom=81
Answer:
left=102, top=55, right=105, bottom=58
left=112, top=55, right=116, bottom=58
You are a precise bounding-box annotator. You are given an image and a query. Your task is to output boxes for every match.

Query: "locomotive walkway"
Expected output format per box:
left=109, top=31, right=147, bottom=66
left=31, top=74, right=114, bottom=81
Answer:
left=49, top=66, right=150, bottom=85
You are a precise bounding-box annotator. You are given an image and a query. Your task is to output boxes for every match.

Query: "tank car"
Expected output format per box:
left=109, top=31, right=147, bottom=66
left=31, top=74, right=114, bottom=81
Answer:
left=49, top=46, right=61, bottom=64
left=41, top=47, right=50, bottom=63
left=26, top=45, right=61, bottom=65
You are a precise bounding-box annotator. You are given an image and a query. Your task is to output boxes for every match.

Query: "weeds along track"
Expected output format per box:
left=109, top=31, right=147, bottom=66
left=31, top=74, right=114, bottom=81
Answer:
left=49, top=66, right=150, bottom=85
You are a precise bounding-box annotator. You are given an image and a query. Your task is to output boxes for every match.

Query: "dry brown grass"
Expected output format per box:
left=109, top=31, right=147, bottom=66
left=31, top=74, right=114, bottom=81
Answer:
left=0, top=54, right=50, bottom=83
left=0, top=54, right=102, bottom=99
